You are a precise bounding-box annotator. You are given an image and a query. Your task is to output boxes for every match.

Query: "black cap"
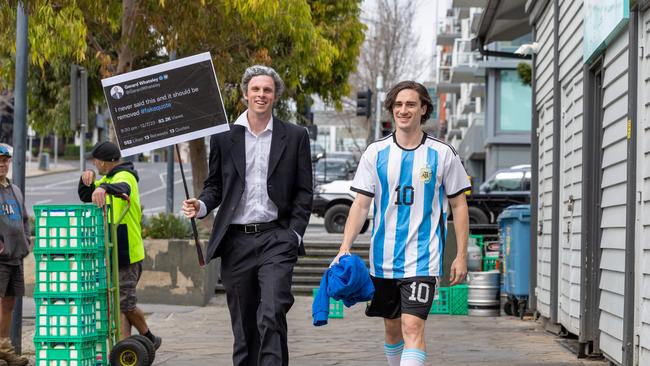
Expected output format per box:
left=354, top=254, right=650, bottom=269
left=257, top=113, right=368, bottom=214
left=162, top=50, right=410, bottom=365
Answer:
left=91, top=141, right=121, bottom=162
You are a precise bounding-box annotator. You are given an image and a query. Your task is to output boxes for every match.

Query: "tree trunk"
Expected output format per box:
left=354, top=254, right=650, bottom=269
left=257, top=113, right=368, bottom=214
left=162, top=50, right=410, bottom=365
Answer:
left=188, top=138, right=213, bottom=230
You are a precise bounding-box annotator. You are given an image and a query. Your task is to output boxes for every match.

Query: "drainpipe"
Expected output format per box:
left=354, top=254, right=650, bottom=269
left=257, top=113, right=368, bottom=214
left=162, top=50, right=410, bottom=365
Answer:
left=549, top=0, right=560, bottom=325
left=623, top=6, right=638, bottom=366
left=473, top=37, right=532, bottom=60
left=529, top=25, right=539, bottom=313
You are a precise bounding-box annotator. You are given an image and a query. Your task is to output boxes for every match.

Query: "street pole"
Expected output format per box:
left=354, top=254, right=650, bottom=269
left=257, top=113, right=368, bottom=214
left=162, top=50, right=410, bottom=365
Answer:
left=53, top=133, right=57, bottom=168
left=166, top=51, right=176, bottom=214
left=11, top=0, right=28, bottom=353
left=374, top=76, right=383, bottom=141
left=79, top=67, right=88, bottom=172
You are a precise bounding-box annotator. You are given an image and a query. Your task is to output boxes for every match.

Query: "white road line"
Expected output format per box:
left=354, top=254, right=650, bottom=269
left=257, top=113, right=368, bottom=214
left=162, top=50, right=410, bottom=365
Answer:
left=140, top=177, right=193, bottom=197
left=34, top=199, right=53, bottom=205
left=43, top=177, right=81, bottom=189
left=26, top=192, right=67, bottom=196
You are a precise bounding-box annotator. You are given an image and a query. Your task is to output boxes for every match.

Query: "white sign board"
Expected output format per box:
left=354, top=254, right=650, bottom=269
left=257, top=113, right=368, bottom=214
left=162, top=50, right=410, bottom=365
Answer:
left=101, top=52, right=229, bottom=156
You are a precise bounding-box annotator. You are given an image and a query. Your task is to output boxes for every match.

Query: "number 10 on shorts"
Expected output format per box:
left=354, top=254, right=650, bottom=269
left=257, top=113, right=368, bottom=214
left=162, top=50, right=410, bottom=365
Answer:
left=408, top=282, right=431, bottom=303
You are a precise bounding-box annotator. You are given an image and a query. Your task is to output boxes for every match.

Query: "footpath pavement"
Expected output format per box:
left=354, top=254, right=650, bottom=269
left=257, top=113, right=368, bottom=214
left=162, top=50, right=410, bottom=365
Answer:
left=22, top=160, right=78, bottom=178
left=21, top=294, right=608, bottom=366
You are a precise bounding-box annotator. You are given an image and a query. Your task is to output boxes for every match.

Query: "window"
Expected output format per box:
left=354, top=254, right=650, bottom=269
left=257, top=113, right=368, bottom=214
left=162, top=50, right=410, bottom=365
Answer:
left=498, top=70, right=532, bottom=132
left=488, top=171, right=524, bottom=192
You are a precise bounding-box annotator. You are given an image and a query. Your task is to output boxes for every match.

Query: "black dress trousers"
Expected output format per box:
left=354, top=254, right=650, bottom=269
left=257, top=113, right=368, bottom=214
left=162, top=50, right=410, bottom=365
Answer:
left=219, top=225, right=299, bottom=366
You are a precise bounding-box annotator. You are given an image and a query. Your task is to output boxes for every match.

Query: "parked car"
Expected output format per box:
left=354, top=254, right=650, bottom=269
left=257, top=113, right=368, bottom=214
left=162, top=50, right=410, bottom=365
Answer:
left=313, top=158, right=355, bottom=184
left=325, top=151, right=360, bottom=170
left=479, top=165, right=531, bottom=194
left=310, top=142, right=325, bottom=162
left=463, top=165, right=531, bottom=224
left=312, top=179, right=371, bottom=234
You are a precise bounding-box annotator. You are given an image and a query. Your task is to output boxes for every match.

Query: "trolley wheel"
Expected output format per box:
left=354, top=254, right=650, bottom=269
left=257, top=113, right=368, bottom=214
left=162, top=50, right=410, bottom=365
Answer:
left=110, top=338, right=150, bottom=366
left=503, top=300, right=514, bottom=316
left=130, top=335, right=156, bottom=366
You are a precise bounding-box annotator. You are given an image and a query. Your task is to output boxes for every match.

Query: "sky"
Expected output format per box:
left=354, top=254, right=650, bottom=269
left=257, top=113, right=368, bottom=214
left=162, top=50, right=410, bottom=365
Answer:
left=361, top=0, right=449, bottom=82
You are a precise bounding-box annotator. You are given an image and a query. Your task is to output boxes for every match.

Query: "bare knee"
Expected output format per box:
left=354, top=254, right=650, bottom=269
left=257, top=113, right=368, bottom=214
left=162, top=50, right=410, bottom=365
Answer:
left=384, top=318, right=403, bottom=344
left=401, top=315, right=425, bottom=346
left=1, top=297, right=15, bottom=312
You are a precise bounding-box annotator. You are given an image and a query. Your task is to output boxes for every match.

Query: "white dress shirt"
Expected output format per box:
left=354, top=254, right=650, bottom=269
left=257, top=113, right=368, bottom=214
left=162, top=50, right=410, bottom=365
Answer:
left=197, top=111, right=301, bottom=242
left=230, top=112, right=278, bottom=224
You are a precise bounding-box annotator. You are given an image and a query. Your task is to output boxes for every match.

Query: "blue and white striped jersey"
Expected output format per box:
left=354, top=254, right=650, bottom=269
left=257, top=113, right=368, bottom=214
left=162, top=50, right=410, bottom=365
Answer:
left=351, top=133, right=470, bottom=279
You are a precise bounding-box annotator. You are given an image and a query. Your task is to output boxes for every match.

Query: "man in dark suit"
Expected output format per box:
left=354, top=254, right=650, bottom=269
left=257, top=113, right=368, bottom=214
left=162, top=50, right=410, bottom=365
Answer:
left=182, top=65, right=312, bottom=366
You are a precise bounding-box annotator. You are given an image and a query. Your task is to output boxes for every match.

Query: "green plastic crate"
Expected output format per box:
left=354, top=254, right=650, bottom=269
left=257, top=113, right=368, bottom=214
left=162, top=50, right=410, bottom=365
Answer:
left=95, top=336, right=108, bottom=366
left=483, top=257, right=499, bottom=271
left=429, top=287, right=450, bottom=314
left=34, top=205, right=104, bottom=253
left=94, top=257, right=108, bottom=292
left=35, top=340, right=96, bottom=366
left=95, top=291, right=110, bottom=334
left=34, top=295, right=96, bottom=340
left=34, top=253, right=97, bottom=296
left=449, top=284, right=468, bottom=315
left=469, top=234, right=484, bottom=249
left=312, top=288, right=344, bottom=319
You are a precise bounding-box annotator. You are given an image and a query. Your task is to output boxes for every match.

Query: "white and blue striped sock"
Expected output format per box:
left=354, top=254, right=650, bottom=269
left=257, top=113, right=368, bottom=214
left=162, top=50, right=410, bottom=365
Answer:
left=384, top=341, right=404, bottom=366
left=400, top=348, right=426, bottom=366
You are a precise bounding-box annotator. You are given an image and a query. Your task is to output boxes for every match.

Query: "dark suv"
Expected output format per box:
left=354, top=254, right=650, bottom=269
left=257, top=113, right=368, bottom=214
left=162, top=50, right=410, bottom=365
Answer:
left=479, top=165, right=531, bottom=194
left=464, top=165, right=531, bottom=224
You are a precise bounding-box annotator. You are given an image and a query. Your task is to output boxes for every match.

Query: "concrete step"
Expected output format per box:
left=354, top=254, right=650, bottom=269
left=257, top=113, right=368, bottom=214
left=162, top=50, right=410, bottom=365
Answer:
left=304, top=242, right=371, bottom=251
left=293, top=266, right=329, bottom=275
left=292, top=276, right=323, bottom=285
left=291, top=284, right=320, bottom=295
left=297, top=257, right=370, bottom=267
left=302, top=248, right=345, bottom=258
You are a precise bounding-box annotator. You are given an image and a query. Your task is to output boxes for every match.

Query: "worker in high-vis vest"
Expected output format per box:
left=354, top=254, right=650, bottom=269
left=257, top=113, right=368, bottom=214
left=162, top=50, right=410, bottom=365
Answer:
left=78, top=141, right=161, bottom=349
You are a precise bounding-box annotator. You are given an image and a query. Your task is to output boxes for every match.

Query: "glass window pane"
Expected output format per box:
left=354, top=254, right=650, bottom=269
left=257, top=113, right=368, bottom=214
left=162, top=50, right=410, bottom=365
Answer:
left=499, top=70, right=532, bottom=132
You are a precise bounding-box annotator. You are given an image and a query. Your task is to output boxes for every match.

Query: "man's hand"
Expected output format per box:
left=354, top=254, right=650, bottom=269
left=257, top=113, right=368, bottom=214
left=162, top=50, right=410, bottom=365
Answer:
left=182, top=198, right=200, bottom=219
left=329, top=248, right=351, bottom=268
left=91, top=187, right=107, bottom=207
left=81, top=170, right=96, bottom=186
left=449, top=256, right=468, bottom=286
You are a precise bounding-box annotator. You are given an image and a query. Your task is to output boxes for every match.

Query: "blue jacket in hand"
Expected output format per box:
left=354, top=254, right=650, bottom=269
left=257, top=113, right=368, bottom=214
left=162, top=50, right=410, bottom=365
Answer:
left=312, top=254, right=374, bottom=326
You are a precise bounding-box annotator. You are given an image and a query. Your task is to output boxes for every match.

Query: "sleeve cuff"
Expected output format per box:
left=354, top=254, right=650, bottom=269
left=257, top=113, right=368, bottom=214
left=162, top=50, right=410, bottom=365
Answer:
left=292, top=229, right=302, bottom=246
left=448, top=186, right=472, bottom=198
left=351, top=187, right=374, bottom=198
left=197, top=200, right=208, bottom=219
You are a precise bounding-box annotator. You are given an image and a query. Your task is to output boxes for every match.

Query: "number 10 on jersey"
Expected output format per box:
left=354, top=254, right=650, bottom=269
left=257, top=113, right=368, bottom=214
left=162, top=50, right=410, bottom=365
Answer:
left=394, top=185, right=414, bottom=206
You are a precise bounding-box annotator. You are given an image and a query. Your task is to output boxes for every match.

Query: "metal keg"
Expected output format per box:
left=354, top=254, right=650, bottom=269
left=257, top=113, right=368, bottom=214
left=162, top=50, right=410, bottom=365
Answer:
left=467, top=241, right=482, bottom=272
left=467, top=271, right=500, bottom=316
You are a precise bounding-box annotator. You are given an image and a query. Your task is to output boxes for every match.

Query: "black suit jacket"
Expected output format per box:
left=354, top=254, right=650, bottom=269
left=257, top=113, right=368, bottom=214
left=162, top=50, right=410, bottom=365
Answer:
left=199, top=117, right=313, bottom=261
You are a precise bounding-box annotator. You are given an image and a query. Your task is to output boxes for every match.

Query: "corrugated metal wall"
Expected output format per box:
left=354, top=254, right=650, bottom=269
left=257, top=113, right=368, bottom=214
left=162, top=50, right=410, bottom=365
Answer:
left=557, top=0, right=584, bottom=335
left=638, top=9, right=650, bottom=365
left=598, top=29, right=629, bottom=365
left=534, top=1, right=555, bottom=319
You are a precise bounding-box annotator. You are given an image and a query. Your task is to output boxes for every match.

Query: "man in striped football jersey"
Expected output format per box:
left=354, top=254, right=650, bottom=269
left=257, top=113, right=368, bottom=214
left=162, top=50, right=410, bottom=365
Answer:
left=332, top=81, right=470, bottom=366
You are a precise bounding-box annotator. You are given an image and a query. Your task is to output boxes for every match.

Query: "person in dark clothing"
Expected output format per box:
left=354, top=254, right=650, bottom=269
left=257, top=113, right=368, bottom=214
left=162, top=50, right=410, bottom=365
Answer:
left=182, top=65, right=313, bottom=366
left=78, top=141, right=161, bottom=349
left=0, top=144, right=29, bottom=366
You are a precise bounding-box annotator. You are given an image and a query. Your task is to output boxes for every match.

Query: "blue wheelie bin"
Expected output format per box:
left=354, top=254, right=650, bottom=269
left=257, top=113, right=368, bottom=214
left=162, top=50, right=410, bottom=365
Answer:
left=497, top=204, right=530, bottom=318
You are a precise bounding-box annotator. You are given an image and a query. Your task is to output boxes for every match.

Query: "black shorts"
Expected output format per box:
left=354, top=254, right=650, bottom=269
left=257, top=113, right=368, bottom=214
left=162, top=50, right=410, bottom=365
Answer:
left=366, top=276, right=437, bottom=320
left=0, top=263, right=24, bottom=297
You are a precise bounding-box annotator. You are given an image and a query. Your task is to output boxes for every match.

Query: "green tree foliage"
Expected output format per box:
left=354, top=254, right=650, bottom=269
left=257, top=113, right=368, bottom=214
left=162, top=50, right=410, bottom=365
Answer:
left=0, top=0, right=364, bottom=200
left=1, top=0, right=364, bottom=124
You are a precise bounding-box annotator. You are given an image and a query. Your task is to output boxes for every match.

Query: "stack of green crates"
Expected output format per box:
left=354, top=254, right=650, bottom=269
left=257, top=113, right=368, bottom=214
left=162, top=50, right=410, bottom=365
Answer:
left=312, top=288, right=344, bottom=318
left=429, top=284, right=468, bottom=315
left=33, top=205, right=106, bottom=366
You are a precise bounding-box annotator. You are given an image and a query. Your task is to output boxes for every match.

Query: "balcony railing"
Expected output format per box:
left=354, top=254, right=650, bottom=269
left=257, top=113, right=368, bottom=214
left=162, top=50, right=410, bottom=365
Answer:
left=452, top=38, right=478, bottom=68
